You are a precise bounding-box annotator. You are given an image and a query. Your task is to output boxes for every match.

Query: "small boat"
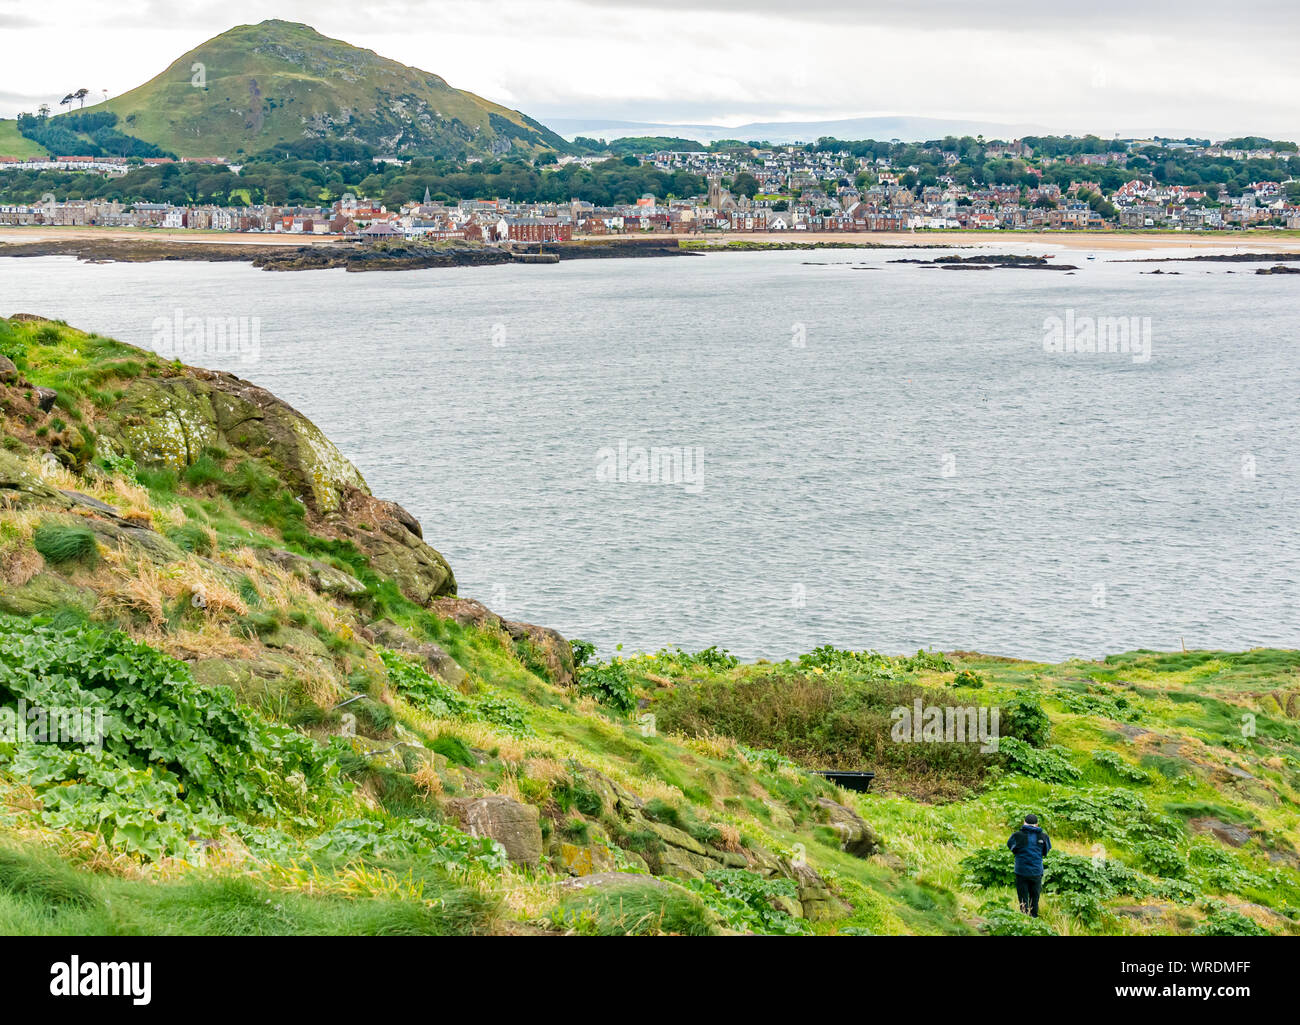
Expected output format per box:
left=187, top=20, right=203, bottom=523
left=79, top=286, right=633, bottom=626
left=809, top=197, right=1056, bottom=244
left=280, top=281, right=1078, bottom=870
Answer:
left=1087, top=253, right=1097, bottom=260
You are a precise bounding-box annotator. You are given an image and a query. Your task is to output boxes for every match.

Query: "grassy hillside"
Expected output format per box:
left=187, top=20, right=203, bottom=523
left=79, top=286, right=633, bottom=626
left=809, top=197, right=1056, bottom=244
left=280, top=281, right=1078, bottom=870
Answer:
left=0, top=120, right=46, bottom=159
left=0, top=314, right=1297, bottom=936
left=56, top=20, right=568, bottom=160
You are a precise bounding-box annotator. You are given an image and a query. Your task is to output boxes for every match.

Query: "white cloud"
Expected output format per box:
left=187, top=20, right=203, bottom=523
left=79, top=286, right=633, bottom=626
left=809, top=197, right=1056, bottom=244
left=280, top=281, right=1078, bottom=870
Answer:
left=0, top=0, right=1296, bottom=140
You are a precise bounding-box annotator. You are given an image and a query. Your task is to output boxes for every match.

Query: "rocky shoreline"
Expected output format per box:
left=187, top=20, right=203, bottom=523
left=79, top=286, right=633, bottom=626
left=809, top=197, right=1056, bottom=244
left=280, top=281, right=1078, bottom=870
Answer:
left=1119, top=251, right=1300, bottom=264
left=0, top=235, right=695, bottom=272
left=889, top=253, right=1078, bottom=270
left=0, top=234, right=960, bottom=272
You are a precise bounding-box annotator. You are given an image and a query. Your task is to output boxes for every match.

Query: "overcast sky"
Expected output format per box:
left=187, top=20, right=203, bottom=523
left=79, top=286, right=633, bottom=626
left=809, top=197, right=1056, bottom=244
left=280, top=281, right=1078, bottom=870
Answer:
left=2, top=0, right=1297, bottom=140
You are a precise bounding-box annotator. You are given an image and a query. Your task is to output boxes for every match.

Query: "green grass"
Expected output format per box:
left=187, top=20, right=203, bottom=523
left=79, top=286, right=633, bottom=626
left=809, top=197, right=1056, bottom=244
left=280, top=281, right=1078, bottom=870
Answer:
left=555, top=880, right=719, bottom=936
left=32, top=522, right=99, bottom=566
left=3, top=315, right=1299, bottom=937
left=0, top=848, right=496, bottom=936
left=0, top=119, right=47, bottom=158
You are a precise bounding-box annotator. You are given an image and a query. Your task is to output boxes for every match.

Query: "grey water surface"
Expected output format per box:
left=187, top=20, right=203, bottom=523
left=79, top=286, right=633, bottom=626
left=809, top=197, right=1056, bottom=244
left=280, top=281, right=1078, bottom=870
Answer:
left=3, top=246, right=1296, bottom=661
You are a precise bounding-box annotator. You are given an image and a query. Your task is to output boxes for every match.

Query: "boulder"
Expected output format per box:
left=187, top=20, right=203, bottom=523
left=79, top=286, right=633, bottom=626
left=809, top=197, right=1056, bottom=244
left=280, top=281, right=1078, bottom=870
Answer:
left=446, top=795, right=542, bottom=867
left=263, top=547, right=367, bottom=599
left=0, top=573, right=96, bottom=617
left=104, top=371, right=367, bottom=515
left=561, top=872, right=671, bottom=893
left=641, top=819, right=708, bottom=857
left=367, top=619, right=467, bottom=686
left=35, top=388, right=57, bottom=413
left=783, top=857, right=840, bottom=921
left=428, top=596, right=503, bottom=630
left=1189, top=817, right=1252, bottom=847
left=711, top=850, right=749, bottom=869
left=427, top=596, right=574, bottom=685
left=503, top=618, right=575, bottom=686
left=0, top=355, right=17, bottom=382
left=0, top=449, right=71, bottom=508
left=85, top=520, right=185, bottom=565
left=656, top=845, right=717, bottom=880
left=335, top=489, right=455, bottom=603
left=814, top=797, right=881, bottom=857
left=767, top=892, right=804, bottom=919
left=262, top=625, right=330, bottom=657
left=556, top=842, right=616, bottom=877
left=188, top=652, right=320, bottom=702
left=98, top=368, right=458, bottom=606
left=743, top=843, right=785, bottom=878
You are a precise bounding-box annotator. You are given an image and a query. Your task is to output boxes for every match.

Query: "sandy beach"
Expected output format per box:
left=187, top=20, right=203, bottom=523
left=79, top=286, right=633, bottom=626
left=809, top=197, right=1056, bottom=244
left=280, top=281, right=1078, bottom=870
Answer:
left=0, top=227, right=336, bottom=247
left=662, top=229, right=1300, bottom=253
left=1, top=225, right=1298, bottom=255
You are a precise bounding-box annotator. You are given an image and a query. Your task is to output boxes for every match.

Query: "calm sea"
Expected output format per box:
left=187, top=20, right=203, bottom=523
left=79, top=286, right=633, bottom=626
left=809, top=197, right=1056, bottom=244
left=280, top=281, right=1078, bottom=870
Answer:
left=3, top=245, right=1297, bottom=661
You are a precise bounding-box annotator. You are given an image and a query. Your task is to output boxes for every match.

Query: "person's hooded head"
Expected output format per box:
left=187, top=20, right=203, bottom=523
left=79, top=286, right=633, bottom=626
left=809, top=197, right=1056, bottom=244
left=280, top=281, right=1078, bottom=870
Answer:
left=1023, top=814, right=1039, bottom=828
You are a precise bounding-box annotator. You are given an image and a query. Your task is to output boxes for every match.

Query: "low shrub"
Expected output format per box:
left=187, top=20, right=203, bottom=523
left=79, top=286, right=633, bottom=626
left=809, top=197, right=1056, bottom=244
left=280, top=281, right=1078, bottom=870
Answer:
left=0, top=616, right=342, bottom=860
left=576, top=658, right=636, bottom=714
left=999, top=737, right=1081, bottom=783
left=1193, top=907, right=1270, bottom=936
left=1002, top=697, right=1051, bottom=747
left=979, top=901, right=1056, bottom=936
left=655, top=671, right=996, bottom=791
left=961, top=847, right=1016, bottom=889
left=1134, top=839, right=1189, bottom=879
left=1044, top=852, right=1143, bottom=899
left=683, top=869, right=809, bottom=935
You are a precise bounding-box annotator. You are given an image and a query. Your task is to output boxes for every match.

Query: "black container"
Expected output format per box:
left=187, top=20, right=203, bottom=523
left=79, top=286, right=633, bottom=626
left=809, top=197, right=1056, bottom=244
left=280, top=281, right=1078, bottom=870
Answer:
left=812, top=770, right=875, bottom=792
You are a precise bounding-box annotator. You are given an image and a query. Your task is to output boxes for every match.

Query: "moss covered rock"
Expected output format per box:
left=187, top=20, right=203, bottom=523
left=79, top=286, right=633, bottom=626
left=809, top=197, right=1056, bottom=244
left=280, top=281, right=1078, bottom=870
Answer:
left=0, top=572, right=96, bottom=616
left=105, top=370, right=367, bottom=515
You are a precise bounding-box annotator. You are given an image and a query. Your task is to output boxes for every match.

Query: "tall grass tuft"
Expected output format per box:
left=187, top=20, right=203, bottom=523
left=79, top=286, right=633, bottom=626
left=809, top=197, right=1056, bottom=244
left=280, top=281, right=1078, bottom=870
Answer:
left=32, top=522, right=98, bottom=567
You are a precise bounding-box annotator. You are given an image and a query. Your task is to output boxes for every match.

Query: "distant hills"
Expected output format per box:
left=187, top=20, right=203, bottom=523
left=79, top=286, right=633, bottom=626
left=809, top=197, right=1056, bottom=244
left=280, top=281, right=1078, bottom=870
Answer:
left=550, top=115, right=1050, bottom=146
left=19, top=20, right=570, bottom=160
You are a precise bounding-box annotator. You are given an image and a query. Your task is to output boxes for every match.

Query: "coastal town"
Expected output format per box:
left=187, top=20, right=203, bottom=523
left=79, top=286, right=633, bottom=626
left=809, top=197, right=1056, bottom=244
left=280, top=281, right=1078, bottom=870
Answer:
left=1, top=135, right=1298, bottom=239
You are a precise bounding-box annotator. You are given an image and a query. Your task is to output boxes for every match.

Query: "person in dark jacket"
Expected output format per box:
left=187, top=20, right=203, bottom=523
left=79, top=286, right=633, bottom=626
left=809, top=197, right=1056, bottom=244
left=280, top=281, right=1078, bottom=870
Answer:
left=1007, top=814, right=1051, bottom=917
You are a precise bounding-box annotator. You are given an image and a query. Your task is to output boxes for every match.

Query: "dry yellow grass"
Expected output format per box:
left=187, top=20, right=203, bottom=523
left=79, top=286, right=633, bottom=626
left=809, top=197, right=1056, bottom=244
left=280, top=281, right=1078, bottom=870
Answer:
left=252, top=557, right=319, bottom=612
left=575, top=695, right=603, bottom=716
left=715, top=823, right=742, bottom=852
left=494, top=764, right=525, bottom=803
left=154, top=503, right=188, bottom=529
left=679, top=728, right=737, bottom=760
left=97, top=560, right=166, bottom=624
left=25, top=452, right=79, bottom=491
left=297, top=658, right=346, bottom=709
left=523, top=757, right=569, bottom=784
left=2, top=547, right=42, bottom=586
left=411, top=763, right=444, bottom=797
left=499, top=872, right=563, bottom=919
left=24, top=454, right=163, bottom=526
left=396, top=699, right=527, bottom=763
left=93, top=551, right=250, bottom=625
left=177, top=556, right=248, bottom=617
left=105, top=478, right=156, bottom=523
left=158, top=621, right=258, bottom=661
